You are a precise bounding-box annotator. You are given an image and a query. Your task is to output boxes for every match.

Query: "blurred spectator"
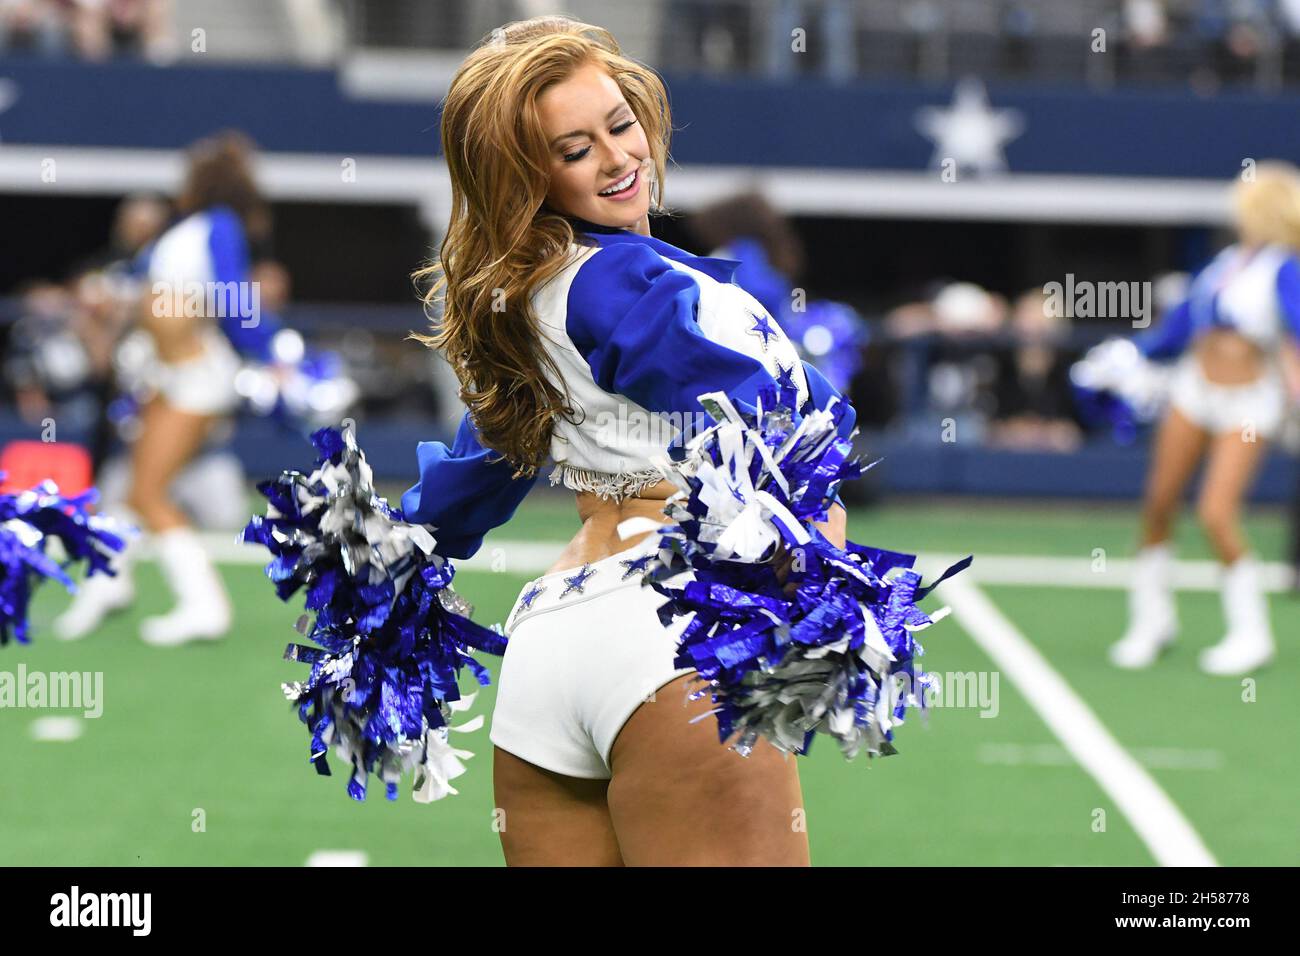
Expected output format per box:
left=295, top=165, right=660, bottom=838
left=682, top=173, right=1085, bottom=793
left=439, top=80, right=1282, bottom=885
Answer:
left=987, top=288, right=1083, bottom=452
left=1189, top=0, right=1273, bottom=87
left=4, top=281, right=77, bottom=424
left=887, top=281, right=1007, bottom=339
left=763, top=0, right=857, bottom=82
left=3, top=193, right=169, bottom=469
left=1124, top=0, right=1170, bottom=49
left=885, top=281, right=1009, bottom=444
left=1, top=0, right=175, bottom=62
left=79, top=191, right=170, bottom=277
left=3, top=267, right=134, bottom=465
left=657, top=0, right=754, bottom=75
left=67, top=0, right=176, bottom=63
left=0, top=0, right=68, bottom=55
left=250, top=259, right=292, bottom=315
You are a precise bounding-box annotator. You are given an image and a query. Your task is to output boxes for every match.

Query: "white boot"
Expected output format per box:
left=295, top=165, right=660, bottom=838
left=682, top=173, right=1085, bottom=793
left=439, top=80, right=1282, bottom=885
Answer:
left=1200, top=555, right=1275, bottom=676
left=52, top=509, right=141, bottom=641
left=139, top=526, right=232, bottom=647
left=1109, top=543, right=1178, bottom=669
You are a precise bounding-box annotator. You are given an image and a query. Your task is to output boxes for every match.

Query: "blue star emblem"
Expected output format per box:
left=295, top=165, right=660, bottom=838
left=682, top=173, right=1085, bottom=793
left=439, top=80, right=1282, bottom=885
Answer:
left=559, top=563, right=597, bottom=599
left=747, top=311, right=779, bottom=352
left=619, top=552, right=656, bottom=580
left=774, top=360, right=797, bottom=392
left=520, top=581, right=547, bottom=610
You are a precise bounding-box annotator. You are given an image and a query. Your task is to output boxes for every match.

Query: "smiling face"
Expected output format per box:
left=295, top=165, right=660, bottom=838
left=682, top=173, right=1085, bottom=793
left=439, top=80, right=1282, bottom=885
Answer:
left=537, top=62, right=651, bottom=230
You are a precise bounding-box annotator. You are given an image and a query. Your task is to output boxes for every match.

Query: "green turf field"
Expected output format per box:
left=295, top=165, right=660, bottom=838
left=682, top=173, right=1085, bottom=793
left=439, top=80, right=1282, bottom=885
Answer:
left=3, top=496, right=1297, bottom=866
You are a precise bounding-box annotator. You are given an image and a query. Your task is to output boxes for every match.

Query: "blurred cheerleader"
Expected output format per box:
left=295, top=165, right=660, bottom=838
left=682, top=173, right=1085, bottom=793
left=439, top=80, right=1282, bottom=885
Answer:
left=402, top=17, right=855, bottom=864
left=1110, top=163, right=1300, bottom=675
left=55, top=131, right=276, bottom=646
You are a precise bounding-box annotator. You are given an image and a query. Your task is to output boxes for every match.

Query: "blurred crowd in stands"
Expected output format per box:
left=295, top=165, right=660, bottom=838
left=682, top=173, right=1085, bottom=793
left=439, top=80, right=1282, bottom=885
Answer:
left=0, top=0, right=176, bottom=62
left=653, top=0, right=1300, bottom=87
left=348, top=0, right=1300, bottom=89
left=6, top=0, right=1300, bottom=90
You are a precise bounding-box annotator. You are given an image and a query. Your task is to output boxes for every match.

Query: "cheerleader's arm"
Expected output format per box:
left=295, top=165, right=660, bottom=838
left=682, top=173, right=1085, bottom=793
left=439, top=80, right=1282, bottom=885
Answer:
left=565, top=240, right=855, bottom=510
left=1277, top=256, right=1300, bottom=342
left=400, top=410, right=539, bottom=560
left=1277, top=257, right=1300, bottom=402
left=204, top=206, right=281, bottom=362
left=1133, top=299, right=1194, bottom=361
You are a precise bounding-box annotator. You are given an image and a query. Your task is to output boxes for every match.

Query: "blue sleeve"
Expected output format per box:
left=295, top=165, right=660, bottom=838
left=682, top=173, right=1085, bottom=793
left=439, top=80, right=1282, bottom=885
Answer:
left=399, top=410, right=539, bottom=560
left=1134, top=299, right=1194, bottom=360
left=207, top=207, right=280, bottom=361
left=566, top=242, right=855, bottom=504
left=1278, top=256, right=1300, bottom=341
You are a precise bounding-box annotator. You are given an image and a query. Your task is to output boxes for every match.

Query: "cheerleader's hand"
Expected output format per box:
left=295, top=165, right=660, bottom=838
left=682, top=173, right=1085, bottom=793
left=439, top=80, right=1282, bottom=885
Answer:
left=818, top=501, right=848, bottom=550
left=772, top=503, right=847, bottom=597
left=772, top=541, right=799, bottom=598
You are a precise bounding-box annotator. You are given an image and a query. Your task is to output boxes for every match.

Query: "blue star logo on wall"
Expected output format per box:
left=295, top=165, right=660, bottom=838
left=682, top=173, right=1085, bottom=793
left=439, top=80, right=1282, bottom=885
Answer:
left=619, top=552, right=656, bottom=580
left=747, top=310, right=779, bottom=352
left=914, top=76, right=1024, bottom=176
left=559, top=563, right=597, bottom=599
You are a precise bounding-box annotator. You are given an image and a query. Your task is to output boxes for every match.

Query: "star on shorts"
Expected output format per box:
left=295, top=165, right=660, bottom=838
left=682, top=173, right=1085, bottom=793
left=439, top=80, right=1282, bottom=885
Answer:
left=619, top=552, right=656, bottom=580
left=520, top=581, right=547, bottom=610
left=559, top=563, right=597, bottom=599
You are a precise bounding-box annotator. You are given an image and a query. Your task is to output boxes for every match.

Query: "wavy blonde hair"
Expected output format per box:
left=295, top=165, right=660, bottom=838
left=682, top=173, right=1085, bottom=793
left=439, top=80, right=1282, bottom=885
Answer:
left=411, top=16, right=673, bottom=478
left=1233, top=161, right=1300, bottom=251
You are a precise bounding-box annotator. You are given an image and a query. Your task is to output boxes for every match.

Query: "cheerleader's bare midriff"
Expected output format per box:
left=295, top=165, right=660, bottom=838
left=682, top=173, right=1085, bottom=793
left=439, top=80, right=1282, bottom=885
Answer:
left=1194, top=328, right=1269, bottom=385
left=544, top=480, right=678, bottom=575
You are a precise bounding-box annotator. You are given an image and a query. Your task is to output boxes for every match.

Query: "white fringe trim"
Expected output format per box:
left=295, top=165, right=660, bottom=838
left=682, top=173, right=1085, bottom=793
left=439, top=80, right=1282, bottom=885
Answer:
left=548, top=463, right=668, bottom=501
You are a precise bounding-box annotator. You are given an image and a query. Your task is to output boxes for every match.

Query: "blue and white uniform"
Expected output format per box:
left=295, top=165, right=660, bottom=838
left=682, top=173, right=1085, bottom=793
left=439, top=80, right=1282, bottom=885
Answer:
left=135, top=206, right=277, bottom=415
left=1138, top=243, right=1300, bottom=437
left=401, top=216, right=858, bottom=778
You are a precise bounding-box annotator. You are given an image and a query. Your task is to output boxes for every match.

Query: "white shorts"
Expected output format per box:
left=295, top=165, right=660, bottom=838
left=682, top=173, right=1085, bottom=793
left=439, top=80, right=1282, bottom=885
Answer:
left=152, top=329, right=241, bottom=416
left=1169, top=354, right=1286, bottom=440
left=490, top=535, right=697, bottom=779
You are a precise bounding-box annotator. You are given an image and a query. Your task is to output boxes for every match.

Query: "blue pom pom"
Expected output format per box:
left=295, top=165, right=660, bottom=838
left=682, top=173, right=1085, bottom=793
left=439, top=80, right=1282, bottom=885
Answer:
left=0, top=477, right=130, bottom=647
left=242, top=426, right=499, bottom=803
left=1069, top=337, right=1171, bottom=445
left=632, top=387, right=971, bottom=760
left=234, top=331, right=360, bottom=435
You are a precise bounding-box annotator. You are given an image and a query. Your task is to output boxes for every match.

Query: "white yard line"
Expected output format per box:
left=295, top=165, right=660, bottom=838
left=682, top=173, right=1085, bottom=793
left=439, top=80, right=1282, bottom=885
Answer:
left=978, top=742, right=1224, bottom=772
left=207, top=534, right=1295, bottom=591
left=28, top=716, right=84, bottom=742
left=304, top=850, right=369, bottom=867
left=203, top=533, right=561, bottom=572
left=941, top=575, right=1218, bottom=867
left=917, top=552, right=1294, bottom=592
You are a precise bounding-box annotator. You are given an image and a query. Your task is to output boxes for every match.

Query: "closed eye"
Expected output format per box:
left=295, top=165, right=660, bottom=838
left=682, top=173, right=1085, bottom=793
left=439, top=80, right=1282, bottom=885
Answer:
left=561, top=120, right=638, bottom=163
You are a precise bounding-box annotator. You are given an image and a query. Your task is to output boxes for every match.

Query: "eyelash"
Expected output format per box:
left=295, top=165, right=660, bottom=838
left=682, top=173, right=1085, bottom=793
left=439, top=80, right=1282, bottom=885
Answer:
left=561, top=120, right=637, bottom=163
